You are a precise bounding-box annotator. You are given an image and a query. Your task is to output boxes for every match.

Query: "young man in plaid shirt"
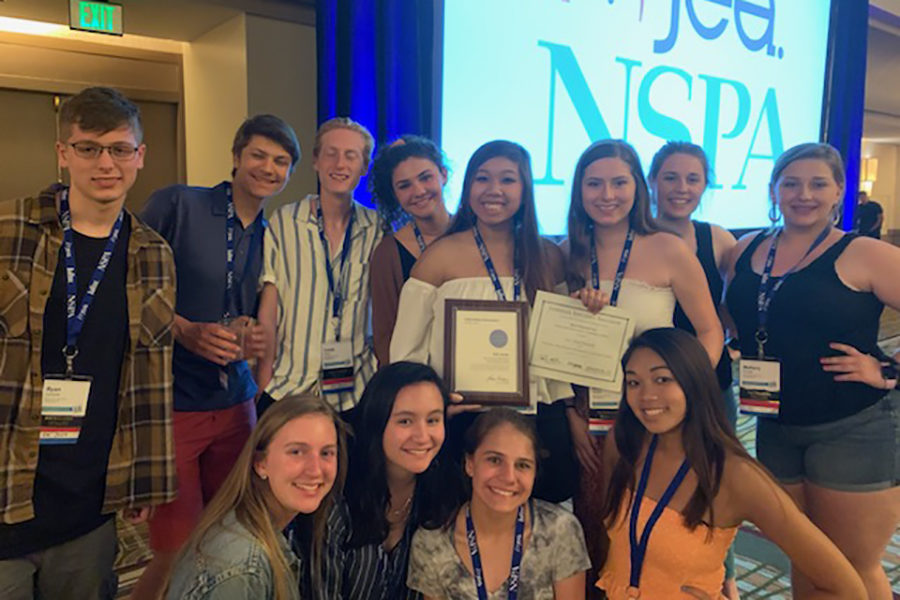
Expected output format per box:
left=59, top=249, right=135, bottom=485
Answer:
left=0, top=87, right=176, bottom=600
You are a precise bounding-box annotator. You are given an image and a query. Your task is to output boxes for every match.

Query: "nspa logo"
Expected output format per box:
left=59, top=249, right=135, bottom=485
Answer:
left=442, top=0, right=829, bottom=230
left=537, top=0, right=785, bottom=191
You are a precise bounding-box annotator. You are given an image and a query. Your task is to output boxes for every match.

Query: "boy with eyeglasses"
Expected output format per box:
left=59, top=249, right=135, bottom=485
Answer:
left=0, top=87, right=176, bottom=599
left=130, top=115, right=301, bottom=600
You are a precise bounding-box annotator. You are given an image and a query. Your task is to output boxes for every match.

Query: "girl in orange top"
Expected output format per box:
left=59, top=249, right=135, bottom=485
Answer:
left=597, top=328, right=865, bottom=600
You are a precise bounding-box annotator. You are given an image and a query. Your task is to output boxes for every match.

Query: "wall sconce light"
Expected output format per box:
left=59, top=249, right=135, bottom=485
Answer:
left=860, top=157, right=878, bottom=184
left=859, top=157, right=878, bottom=194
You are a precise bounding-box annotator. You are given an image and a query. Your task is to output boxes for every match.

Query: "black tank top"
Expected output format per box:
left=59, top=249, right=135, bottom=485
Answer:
left=725, top=232, right=885, bottom=425
left=395, top=237, right=417, bottom=281
left=673, top=221, right=732, bottom=390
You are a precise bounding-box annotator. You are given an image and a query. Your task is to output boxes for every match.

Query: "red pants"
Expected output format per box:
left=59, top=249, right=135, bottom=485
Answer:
left=148, top=400, right=255, bottom=552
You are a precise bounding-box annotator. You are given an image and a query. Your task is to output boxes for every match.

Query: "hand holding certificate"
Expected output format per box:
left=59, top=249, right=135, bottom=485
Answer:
left=528, top=291, right=635, bottom=408
left=443, top=299, right=529, bottom=406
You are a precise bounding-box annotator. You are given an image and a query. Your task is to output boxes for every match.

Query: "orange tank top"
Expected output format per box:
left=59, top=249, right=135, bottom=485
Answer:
left=597, top=494, right=738, bottom=599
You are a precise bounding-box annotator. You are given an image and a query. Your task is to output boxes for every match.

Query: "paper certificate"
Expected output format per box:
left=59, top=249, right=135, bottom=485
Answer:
left=528, top=291, right=635, bottom=392
left=444, top=299, right=529, bottom=406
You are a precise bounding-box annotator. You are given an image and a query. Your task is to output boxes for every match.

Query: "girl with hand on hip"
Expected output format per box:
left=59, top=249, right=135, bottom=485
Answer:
left=725, top=142, right=900, bottom=599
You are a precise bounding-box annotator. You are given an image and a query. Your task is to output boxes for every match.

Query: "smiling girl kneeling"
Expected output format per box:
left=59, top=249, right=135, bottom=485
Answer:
left=596, top=328, right=864, bottom=600
left=408, top=409, right=591, bottom=600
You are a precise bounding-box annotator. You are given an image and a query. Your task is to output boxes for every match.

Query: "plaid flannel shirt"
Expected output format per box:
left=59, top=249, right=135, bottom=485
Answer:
left=0, top=184, right=177, bottom=524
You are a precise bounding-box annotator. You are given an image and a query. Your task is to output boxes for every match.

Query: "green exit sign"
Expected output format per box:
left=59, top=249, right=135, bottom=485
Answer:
left=69, top=1, right=124, bottom=36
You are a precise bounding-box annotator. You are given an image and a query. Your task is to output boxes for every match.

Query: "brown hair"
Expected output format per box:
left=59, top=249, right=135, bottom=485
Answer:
left=603, top=328, right=767, bottom=538
left=648, top=141, right=712, bottom=187
left=463, top=407, right=540, bottom=461
left=566, top=139, right=666, bottom=289
left=58, top=87, right=142, bottom=142
left=232, top=114, right=302, bottom=174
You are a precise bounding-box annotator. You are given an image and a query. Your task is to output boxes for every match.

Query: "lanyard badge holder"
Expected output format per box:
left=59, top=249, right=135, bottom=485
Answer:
left=472, top=226, right=535, bottom=414
left=466, top=503, right=526, bottom=600
left=412, top=222, right=427, bottom=253
left=318, top=202, right=356, bottom=397
left=738, top=327, right=782, bottom=417
left=627, top=435, right=690, bottom=598
left=41, top=190, right=123, bottom=445
left=739, top=226, right=830, bottom=417
left=587, top=226, right=635, bottom=430
left=217, top=185, right=262, bottom=390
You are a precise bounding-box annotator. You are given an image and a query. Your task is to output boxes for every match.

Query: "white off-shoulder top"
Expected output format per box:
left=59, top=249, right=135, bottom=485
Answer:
left=596, top=278, right=676, bottom=335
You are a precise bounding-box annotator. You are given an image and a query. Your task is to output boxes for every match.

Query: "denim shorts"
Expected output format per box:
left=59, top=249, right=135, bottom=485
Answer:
left=756, top=392, right=899, bottom=492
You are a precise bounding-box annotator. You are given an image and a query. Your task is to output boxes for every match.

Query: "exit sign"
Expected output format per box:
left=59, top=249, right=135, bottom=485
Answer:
left=69, top=1, right=123, bottom=36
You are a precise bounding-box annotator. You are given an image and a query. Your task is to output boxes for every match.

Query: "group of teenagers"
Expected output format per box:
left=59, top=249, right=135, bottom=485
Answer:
left=0, top=85, right=896, bottom=600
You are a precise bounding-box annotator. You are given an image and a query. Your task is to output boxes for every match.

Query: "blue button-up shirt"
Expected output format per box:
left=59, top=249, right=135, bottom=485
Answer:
left=141, top=181, right=264, bottom=411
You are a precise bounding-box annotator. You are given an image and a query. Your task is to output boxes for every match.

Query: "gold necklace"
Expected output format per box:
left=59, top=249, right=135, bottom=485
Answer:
left=387, top=494, right=413, bottom=521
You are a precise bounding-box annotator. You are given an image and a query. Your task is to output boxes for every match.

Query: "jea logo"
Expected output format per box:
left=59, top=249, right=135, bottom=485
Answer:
left=652, top=0, right=782, bottom=58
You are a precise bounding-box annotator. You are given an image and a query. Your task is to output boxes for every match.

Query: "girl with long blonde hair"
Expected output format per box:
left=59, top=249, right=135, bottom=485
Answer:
left=166, top=395, right=348, bottom=600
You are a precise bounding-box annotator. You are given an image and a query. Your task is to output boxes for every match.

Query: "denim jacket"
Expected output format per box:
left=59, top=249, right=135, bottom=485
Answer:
left=167, top=511, right=300, bottom=600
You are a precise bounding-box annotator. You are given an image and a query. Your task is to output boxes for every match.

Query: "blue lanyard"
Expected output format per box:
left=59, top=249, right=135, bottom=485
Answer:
left=755, top=225, right=831, bottom=357
left=472, top=226, right=521, bottom=302
left=316, top=200, right=355, bottom=340
left=628, top=435, right=690, bottom=594
left=466, top=503, right=526, bottom=600
left=412, top=222, right=427, bottom=253
left=223, top=184, right=264, bottom=318
left=59, top=188, right=124, bottom=376
left=590, top=224, right=635, bottom=307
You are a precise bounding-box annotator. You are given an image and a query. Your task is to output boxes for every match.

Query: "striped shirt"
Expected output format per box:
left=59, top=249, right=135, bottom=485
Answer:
left=310, top=497, right=421, bottom=600
left=0, top=185, right=177, bottom=524
left=262, top=195, right=382, bottom=410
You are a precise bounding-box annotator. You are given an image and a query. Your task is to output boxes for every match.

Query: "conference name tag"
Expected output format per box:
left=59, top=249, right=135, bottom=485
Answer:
left=321, top=341, right=354, bottom=395
left=739, top=358, right=781, bottom=417
left=589, top=386, right=620, bottom=410
left=40, top=377, right=91, bottom=444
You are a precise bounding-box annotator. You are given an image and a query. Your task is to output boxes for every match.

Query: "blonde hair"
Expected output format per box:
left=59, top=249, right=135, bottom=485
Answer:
left=313, top=117, right=375, bottom=169
left=768, top=143, right=846, bottom=225
left=167, top=395, right=348, bottom=600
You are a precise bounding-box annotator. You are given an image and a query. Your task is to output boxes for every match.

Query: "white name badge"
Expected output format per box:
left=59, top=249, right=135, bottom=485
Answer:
left=321, top=341, right=354, bottom=395
left=738, top=358, right=781, bottom=417
left=40, top=377, right=91, bottom=444
left=589, top=386, right=621, bottom=410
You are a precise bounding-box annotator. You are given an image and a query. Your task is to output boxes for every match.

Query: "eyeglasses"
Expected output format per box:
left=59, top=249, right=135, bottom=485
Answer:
left=68, top=141, right=140, bottom=161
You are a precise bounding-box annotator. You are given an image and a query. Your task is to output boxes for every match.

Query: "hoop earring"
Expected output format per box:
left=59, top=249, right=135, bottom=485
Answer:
left=768, top=202, right=781, bottom=225
left=830, top=202, right=842, bottom=226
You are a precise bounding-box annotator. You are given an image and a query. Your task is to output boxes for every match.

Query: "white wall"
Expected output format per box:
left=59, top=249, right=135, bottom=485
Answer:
left=245, top=15, right=318, bottom=212
left=860, top=140, right=900, bottom=233
left=182, top=14, right=248, bottom=187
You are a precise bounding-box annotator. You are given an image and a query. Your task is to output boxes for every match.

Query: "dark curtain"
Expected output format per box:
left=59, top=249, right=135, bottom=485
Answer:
left=822, top=0, right=869, bottom=229
left=316, top=0, right=439, bottom=206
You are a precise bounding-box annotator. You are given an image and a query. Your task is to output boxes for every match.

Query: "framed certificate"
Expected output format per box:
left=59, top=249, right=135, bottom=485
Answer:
left=443, top=299, right=529, bottom=406
left=528, top=291, right=635, bottom=395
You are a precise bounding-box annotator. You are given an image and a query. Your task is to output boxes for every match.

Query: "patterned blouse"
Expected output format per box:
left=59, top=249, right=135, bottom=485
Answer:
left=407, top=500, right=591, bottom=599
